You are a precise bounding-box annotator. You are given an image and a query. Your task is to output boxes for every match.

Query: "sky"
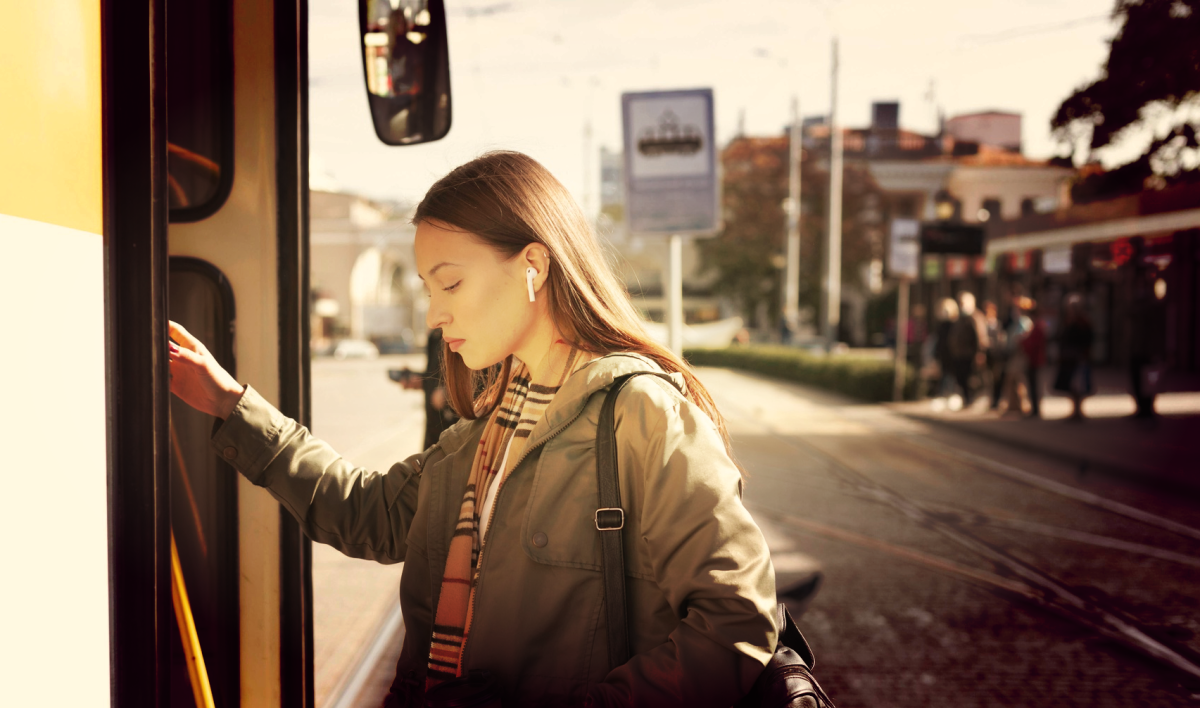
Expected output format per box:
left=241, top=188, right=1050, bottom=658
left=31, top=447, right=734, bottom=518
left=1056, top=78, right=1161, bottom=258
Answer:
left=308, top=0, right=1122, bottom=208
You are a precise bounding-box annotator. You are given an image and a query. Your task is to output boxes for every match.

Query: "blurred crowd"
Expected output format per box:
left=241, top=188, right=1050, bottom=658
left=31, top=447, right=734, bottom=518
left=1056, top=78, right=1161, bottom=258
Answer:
left=917, top=289, right=1095, bottom=420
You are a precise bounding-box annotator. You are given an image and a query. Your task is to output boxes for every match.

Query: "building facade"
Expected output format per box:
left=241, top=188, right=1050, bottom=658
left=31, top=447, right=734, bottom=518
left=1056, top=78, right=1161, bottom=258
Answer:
left=309, top=190, right=425, bottom=352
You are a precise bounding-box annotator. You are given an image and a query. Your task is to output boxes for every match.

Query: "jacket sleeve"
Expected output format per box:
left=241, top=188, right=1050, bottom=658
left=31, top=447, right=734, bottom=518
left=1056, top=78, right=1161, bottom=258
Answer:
left=588, top=380, right=779, bottom=708
left=209, top=384, right=429, bottom=563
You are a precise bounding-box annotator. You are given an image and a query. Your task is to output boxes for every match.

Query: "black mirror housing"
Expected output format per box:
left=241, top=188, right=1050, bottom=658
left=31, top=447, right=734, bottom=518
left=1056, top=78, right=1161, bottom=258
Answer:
left=358, top=0, right=452, bottom=145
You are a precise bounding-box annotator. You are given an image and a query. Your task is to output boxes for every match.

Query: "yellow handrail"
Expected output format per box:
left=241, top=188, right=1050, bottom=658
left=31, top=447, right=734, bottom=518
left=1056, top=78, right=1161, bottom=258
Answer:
left=171, top=532, right=216, bottom=708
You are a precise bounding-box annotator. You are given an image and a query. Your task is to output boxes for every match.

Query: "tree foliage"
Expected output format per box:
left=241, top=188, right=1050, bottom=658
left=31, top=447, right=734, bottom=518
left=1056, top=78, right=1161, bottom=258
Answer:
left=699, top=136, right=882, bottom=328
left=1052, top=0, right=1200, bottom=201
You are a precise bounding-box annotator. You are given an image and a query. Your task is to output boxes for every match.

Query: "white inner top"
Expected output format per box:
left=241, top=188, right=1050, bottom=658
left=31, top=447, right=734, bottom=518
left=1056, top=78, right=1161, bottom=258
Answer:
left=478, top=435, right=515, bottom=540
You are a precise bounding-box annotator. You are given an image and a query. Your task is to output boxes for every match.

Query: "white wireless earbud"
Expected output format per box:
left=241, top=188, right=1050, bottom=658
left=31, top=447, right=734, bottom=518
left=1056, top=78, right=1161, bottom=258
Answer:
left=526, top=267, right=537, bottom=302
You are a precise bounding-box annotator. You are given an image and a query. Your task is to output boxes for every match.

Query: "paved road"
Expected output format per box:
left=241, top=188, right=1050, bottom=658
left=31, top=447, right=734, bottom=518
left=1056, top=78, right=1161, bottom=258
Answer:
left=311, top=353, right=426, bottom=708
left=310, top=358, right=1200, bottom=707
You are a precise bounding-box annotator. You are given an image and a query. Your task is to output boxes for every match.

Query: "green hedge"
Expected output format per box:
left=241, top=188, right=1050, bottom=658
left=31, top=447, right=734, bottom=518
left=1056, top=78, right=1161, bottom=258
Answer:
left=683, top=346, right=916, bottom=403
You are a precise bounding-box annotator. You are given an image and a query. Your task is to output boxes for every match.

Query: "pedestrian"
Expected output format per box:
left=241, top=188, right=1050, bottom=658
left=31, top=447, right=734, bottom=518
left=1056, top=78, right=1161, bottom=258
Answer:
left=166, top=151, right=780, bottom=707
left=932, top=297, right=960, bottom=405
left=1000, top=296, right=1033, bottom=417
left=396, top=328, right=461, bottom=449
left=948, top=292, right=987, bottom=408
left=983, top=300, right=1007, bottom=410
left=1128, top=276, right=1162, bottom=419
left=1019, top=299, right=1046, bottom=418
left=1054, top=294, right=1094, bottom=420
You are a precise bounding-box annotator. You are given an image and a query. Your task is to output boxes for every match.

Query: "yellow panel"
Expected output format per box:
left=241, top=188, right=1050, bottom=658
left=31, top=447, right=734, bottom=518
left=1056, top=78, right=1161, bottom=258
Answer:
left=0, top=1, right=103, bottom=235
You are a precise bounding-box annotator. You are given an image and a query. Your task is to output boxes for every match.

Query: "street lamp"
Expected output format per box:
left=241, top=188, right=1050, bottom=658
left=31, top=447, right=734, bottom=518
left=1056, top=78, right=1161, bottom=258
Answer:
left=934, top=189, right=957, bottom=222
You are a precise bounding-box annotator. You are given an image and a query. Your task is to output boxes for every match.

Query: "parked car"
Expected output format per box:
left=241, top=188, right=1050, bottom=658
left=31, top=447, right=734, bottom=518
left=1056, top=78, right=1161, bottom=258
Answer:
left=332, top=338, right=379, bottom=360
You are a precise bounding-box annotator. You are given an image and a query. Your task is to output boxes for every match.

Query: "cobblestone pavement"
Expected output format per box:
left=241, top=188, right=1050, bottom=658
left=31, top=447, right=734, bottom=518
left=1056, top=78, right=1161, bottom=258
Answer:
left=697, top=366, right=1200, bottom=708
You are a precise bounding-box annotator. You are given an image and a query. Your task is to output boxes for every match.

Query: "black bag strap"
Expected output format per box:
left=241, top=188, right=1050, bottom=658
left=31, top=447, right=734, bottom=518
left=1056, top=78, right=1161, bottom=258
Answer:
left=596, top=372, right=678, bottom=669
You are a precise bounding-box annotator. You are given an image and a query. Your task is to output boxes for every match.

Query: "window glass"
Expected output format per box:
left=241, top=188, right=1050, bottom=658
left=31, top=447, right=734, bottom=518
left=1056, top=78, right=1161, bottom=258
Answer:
left=168, top=259, right=240, bottom=707
left=167, top=0, right=232, bottom=220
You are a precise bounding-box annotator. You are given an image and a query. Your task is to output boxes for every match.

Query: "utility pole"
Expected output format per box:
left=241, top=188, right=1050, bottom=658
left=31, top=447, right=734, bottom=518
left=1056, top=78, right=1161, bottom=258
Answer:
left=824, top=38, right=843, bottom=345
left=893, top=276, right=910, bottom=401
left=582, top=117, right=593, bottom=219
left=784, top=96, right=802, bottom=342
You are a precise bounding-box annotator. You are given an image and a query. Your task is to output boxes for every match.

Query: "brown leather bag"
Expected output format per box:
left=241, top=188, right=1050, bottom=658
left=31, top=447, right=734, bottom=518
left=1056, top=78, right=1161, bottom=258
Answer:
left=596, top=374, right=834, bottom=708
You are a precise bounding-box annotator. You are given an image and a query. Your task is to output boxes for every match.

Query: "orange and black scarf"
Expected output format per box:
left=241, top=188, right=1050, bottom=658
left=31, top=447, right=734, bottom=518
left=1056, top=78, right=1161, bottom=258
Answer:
left=426, top=349, right=586, bottom=687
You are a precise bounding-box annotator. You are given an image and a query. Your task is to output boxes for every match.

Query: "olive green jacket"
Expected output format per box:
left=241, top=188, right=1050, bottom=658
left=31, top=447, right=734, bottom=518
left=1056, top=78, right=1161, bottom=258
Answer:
left=211, top=353, right=778, bottom=707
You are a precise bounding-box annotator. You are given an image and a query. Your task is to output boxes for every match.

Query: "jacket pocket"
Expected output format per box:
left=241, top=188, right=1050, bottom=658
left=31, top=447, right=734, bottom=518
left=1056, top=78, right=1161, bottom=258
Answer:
left=520, top=430, right=653, bottom=580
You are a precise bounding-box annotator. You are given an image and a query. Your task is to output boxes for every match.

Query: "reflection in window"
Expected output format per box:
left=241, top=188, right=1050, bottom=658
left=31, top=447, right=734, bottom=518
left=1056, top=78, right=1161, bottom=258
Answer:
left=364, top=0, right=431, bottom=99
left=168, top=259, right=239, bottom=707
left=168, top=0, right=232, bottom=220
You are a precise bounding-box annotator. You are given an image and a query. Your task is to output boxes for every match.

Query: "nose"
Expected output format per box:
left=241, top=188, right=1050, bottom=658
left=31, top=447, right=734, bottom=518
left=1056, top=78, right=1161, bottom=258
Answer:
left=426, top=296, right=450, bottom=330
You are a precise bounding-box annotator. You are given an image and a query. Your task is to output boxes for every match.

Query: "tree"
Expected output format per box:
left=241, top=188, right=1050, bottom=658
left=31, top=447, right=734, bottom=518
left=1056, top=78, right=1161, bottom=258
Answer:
left=1052, top=0, right=1200, bottom=202
left=699, top=135, right=881, bottom=332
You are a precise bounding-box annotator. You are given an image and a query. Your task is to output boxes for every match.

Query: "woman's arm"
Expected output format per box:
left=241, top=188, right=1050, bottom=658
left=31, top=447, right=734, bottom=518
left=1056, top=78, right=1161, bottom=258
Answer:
left=588, top=380, right=778, bottom=708
left=168, top=320, right=429, bottom=563
left=211, top=385, right=431, bottom=563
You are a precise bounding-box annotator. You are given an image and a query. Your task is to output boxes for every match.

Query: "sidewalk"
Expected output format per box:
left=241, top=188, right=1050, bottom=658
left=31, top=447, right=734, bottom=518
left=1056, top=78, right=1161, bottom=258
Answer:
left=889, top=366, right=1200, bottom=495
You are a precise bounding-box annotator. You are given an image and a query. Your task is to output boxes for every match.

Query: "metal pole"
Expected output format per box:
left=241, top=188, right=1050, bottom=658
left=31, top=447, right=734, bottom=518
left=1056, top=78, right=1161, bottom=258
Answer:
left=894, top=278, right=910, bottom=401
left=825, top=38, right=843, bottom=345
left=582, top=118, right=593, bottom=220
left=667, top=233, right=684, bottom=356
left=784, top=96, right=802, bottom=342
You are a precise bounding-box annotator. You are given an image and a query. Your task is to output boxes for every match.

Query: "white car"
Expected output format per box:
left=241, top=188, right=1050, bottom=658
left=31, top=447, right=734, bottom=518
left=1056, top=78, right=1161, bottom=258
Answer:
left=332, top=339, right=379, bottom=360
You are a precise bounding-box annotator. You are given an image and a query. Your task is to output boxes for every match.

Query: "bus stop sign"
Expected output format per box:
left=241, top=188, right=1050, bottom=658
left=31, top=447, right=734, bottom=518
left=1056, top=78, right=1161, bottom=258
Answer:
left=621, top=89, right=719, bottom=235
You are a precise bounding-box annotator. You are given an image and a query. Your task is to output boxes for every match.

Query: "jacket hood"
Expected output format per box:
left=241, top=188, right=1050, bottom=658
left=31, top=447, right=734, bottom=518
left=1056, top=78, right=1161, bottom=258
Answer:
left=431, top=352, right=687, bottom=460
left=533, top=352, right=686, bottom=445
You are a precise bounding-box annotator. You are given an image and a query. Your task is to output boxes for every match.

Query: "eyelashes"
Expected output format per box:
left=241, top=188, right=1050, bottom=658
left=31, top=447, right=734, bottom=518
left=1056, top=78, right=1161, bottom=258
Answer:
left=443, top=280, right=462, bottom=292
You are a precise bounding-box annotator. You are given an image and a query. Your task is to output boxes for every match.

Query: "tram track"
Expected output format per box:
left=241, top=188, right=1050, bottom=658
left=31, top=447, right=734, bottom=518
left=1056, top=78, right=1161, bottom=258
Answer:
left=830, top=483, right=1200, bottom=570
left=713, top=389, right=1200, bottom=682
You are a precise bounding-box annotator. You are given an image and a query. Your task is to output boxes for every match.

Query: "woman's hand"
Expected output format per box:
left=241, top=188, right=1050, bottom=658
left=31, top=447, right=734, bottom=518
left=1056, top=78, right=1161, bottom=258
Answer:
left=168, top=320, right=245, bottom=419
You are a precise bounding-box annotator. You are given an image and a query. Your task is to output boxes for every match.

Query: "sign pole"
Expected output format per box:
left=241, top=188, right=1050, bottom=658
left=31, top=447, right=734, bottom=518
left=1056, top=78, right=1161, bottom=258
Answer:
left=893, top=277, right=910, bottom=402
left=784, top=96, right=802, bottom=341
left=824, top=38, right=843, bottom=345
left=888, top=218, right=921, bottom=401
left=667, top=234, right=684, bottom=356
left=620, top=88, right=719, bottom=356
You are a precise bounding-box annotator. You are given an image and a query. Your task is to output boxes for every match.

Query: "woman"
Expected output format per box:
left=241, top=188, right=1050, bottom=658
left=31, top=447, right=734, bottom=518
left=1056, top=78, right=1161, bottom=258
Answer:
left=168, top=151, right=778, bottom=707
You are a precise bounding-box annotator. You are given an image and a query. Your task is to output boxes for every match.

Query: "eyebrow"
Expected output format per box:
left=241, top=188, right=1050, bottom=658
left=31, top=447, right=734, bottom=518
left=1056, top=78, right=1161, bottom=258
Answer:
left=419, top=262, right=459, bottom=280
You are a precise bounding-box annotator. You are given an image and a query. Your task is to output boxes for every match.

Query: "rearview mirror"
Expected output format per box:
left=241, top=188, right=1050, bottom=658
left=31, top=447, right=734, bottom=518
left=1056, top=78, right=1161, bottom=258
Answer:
left=358, top=0, right=452, bottom=145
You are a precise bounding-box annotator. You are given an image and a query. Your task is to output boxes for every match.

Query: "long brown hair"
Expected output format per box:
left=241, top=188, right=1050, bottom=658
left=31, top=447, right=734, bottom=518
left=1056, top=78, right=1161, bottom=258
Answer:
left=413, top=151, right=736, bottom=457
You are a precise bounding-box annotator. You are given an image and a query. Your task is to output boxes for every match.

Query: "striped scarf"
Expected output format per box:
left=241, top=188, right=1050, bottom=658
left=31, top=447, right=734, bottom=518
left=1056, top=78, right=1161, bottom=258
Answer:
left=426, top=348, right=586, bottom=688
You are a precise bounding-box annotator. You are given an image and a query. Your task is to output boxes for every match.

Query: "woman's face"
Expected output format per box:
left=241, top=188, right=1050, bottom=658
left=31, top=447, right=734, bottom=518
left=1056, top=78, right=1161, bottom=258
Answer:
left=415, top=219, right=538, bottom=370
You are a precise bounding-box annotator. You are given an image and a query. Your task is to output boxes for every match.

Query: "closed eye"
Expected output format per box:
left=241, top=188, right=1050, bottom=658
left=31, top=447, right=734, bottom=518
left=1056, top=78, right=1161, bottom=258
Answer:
left=443, top=280, right=462, bottom=292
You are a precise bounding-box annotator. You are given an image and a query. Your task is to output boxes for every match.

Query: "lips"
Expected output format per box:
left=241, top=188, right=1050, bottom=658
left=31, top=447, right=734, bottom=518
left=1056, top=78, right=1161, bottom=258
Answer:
left=444, top=337, right=465, bottom=352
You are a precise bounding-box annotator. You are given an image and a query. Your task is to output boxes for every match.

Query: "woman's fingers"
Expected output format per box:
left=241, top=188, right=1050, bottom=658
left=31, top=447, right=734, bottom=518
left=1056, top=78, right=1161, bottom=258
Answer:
left=167, top=326, right=242, bottom=418
left=168, top=320, right=204, bottom=353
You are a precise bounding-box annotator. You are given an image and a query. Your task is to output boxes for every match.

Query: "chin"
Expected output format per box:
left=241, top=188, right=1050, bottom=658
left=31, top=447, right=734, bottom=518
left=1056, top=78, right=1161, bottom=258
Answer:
left=459, top=348, right=506, bottom=372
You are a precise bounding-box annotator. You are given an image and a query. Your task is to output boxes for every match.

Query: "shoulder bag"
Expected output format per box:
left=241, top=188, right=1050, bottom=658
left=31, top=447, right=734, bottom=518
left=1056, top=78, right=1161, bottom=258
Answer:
left=595, top=373, right=834, bottom=708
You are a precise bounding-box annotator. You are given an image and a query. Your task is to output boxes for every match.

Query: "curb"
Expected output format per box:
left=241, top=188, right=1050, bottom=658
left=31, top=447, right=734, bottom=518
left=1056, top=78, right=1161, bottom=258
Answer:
left=889, top=408, right=1200, bottom=498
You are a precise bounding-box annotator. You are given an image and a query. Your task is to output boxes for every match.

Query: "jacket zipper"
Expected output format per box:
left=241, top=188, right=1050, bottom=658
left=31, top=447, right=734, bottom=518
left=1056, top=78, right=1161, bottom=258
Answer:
left=458, top=408, right=586, bottom=668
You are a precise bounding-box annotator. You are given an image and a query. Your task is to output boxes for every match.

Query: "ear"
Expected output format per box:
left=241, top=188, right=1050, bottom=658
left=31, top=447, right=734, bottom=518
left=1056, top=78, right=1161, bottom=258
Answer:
left=518, top=243, right=551, bottom=294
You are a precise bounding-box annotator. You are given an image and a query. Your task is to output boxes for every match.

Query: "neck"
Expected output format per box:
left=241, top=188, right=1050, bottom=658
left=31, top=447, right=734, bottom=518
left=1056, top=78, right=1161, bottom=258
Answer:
left=516, top=319, right=573, bottom=387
